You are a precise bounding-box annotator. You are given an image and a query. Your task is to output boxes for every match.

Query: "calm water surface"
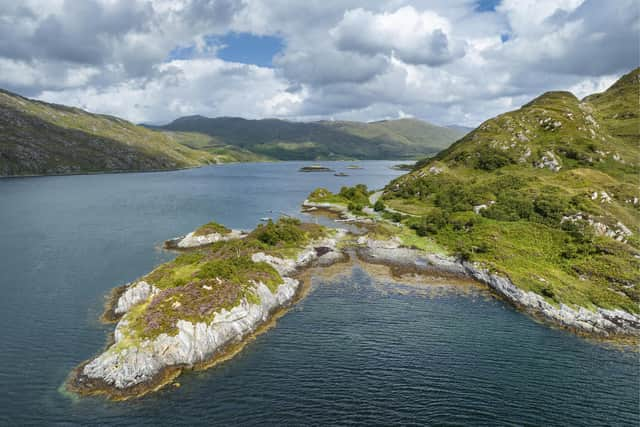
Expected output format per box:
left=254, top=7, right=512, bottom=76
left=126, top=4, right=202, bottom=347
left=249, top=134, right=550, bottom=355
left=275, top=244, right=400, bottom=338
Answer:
left=0, top=161, right=637, bottom=426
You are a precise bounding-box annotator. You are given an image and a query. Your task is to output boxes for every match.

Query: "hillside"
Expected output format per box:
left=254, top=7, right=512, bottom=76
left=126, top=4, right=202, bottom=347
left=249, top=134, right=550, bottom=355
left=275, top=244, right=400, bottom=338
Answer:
left=0, top=90, right=217, bottom=177
left=155, top=116, right=463, bottom=160
left=380, top=67, right=640, bottom=314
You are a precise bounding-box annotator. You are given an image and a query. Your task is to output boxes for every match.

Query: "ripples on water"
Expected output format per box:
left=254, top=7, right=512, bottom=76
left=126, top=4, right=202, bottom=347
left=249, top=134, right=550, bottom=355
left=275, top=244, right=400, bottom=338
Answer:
left=0, top=162, right=637, bottom=426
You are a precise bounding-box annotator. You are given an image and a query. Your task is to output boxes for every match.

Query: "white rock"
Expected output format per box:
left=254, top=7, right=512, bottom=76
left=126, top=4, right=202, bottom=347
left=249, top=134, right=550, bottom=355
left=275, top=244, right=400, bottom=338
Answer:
left=114, top=281, right=159, bottom=315
left=171, top=229, right=245, bottom=249
left=84, top=279, right=300, bottom=389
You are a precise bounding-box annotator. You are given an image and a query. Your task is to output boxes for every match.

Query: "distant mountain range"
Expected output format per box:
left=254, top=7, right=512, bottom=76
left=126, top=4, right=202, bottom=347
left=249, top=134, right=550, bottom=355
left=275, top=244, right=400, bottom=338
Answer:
left=0, top=88, right=465, bottom=176
left=151, top=116, right=465, bottom=161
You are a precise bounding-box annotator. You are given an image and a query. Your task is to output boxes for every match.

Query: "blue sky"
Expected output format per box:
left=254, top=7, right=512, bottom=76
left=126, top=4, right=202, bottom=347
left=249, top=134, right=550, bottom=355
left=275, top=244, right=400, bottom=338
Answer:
left=169, top=33, right=284, bottom=67
left=475, top=0, right=501, bottom=12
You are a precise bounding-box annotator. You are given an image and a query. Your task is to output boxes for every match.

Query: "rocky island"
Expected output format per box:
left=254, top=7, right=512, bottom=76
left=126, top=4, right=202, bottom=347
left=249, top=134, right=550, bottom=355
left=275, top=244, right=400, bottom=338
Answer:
left=68, top=218, right=347, bottom=400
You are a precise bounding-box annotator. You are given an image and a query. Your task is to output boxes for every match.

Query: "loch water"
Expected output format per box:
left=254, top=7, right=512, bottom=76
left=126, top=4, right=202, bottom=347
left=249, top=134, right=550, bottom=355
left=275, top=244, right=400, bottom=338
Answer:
left=0, top=161, right=637, bottom=426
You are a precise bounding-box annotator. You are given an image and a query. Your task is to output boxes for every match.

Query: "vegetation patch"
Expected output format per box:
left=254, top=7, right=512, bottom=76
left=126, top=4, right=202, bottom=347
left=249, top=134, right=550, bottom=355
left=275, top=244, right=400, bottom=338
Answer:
left=119, top=218, right=331, bottom=341
left=308, top=185, right=372, bottom=213
left=193, top=221, right=231, bottom=236
left=379, top=69, right=640, bottom=313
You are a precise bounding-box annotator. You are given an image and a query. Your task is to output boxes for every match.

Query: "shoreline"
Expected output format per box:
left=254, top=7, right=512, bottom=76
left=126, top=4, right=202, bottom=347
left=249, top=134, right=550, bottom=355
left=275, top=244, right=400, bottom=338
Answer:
left=66, top=228, right=351, bottom=401
left=305, top=200, right=640, bottom=341
left=68, top=252, right=354, bottom=401
left=66, top=209, right=639, bottom=401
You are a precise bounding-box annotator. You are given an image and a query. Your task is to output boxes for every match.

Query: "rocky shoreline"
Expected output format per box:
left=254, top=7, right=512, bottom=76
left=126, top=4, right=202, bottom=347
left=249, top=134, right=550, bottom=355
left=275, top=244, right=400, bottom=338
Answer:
left=69, top=209, right=638, bottom=401
left=67, top=229, right=348, bottom=400
left=357, top=235, right=640, bottom=339
left=304, top=200, right=640, bottom=339
left=164, top=229, right=246, bottom=249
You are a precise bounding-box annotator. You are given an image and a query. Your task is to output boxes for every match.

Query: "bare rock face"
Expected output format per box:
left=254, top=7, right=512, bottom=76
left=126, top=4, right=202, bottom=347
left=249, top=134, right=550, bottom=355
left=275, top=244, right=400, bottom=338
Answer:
left=165, top=229, right=245, bottom=249
left=114, top=281, right=159, bottom=315
left=83, top=279, right=299, bottom=389
left=80, top=229, right=348, bottom=392
left=462, top=263, right=640, bottom=337
left=535, top=151, right=561, bottom=172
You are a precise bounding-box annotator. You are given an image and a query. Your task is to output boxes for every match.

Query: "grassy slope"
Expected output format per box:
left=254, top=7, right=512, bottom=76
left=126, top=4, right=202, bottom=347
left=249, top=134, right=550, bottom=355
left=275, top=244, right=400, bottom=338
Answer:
left=0, top=90, right=216, bottom=176
left=157, top=116, right=464, bottom=160
left=381, top=68, right=640, bottom=313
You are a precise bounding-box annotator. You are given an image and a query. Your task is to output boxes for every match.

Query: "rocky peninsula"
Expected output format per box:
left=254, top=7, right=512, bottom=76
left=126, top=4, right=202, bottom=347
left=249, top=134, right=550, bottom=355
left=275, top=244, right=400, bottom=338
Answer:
left=68, top=218, right=348, bottom=400
left=68, top=185, right=638, bottom=401
left=303, top=186, right=640, bottom=340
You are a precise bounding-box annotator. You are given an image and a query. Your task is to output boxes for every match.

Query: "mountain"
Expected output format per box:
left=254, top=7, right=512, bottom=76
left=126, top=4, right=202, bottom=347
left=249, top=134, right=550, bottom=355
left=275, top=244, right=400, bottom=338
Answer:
left=381, top=67, right=639, bottom=314
left=0, top=89, right=217, bottom=177
left=154, top=116, right=464, bottom=160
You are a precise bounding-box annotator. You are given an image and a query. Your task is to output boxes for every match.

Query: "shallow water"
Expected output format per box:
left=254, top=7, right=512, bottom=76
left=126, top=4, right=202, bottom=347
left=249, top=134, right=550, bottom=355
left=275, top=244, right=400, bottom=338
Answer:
left=0, top=161, right=637, bottom=426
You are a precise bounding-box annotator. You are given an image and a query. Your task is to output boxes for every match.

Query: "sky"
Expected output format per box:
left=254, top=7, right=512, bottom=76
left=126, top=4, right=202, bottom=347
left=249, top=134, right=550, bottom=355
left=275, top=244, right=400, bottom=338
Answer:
left=0, top=0, right=637, bottom=126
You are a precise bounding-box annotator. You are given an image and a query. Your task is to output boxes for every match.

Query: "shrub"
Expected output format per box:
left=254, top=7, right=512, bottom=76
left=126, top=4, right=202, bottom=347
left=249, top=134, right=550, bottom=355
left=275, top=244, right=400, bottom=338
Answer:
left=481, top=191, right=534, bottom=221
left=533, top=193, right=570, bottom=224
left=254, top=217, right=304, bottom=246
left=348, top=202, right=364, bottom=213
left=194, top=221, right=231, bottom=236
left=434, top=182, right=474, bottom=212
left=410, top=208, right=448, bottom=236
left=339, top=184, right=370, bottom=206
left=373, top=199, right=386, bottom=211
left=449, top=211, right=479, bottom=231
left=475, top=147, right=514, bottom=171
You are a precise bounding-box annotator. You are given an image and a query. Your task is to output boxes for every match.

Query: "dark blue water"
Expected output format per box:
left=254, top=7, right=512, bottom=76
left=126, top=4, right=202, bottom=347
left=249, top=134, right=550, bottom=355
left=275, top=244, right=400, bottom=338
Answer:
left=0, top=161, right=637, bottom=426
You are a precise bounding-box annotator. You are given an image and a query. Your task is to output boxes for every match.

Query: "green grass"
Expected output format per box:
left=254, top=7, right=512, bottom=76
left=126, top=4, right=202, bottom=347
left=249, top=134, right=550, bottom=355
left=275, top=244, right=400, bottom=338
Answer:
left=378, top=68, right=640, bottom=313
left=113, top=218, right=332, bottom=344
left=193, top=221, right=231, bottom=236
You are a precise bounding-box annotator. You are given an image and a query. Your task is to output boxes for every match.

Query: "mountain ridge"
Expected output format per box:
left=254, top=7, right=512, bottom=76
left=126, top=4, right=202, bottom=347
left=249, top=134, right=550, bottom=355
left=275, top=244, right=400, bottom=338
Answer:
left=153, top=115, right=464, bottom=161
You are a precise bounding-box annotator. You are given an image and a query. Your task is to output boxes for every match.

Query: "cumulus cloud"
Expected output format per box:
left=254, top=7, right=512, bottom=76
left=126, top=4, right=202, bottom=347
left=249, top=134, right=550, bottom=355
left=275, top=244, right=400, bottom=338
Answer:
left=0, top=0, right=636, bottom=127
left=38, top=57, right=301, bottom=124
left=331, top=6, right=465, bottom=66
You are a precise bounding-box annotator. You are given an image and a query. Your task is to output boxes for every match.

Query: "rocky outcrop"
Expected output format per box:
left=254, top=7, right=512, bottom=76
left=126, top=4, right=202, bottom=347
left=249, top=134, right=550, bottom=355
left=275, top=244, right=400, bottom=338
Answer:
left=164, top=229, right=245, bottom=249
left=252, top=230, right=346, bottom=276
left=114, top=281, right=159, bottom=315
left=462, top=263, right=640, bottom=337
left=301, top=200, right=374, bottom=223
left=535, top=150, right=561, bottom=172
left=83, top=278, right=299, bottom=390
left=561, top=212, right=633, bottom=243
left=360, top=237, right=640, bottom=337
left=75, top=228, right=348, bottom=396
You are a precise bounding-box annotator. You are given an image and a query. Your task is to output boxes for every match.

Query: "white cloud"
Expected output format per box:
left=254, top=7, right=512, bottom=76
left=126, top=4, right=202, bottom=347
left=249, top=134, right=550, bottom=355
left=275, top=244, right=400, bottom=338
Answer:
left=39, top=57, right=301, bottom=124
left=331, top=6, right=465, bottom=66
left=0, top=0, right=636, bottom=128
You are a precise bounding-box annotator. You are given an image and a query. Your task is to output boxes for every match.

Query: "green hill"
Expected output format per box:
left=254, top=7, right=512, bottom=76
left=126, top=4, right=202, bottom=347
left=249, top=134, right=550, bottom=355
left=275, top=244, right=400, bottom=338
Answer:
left=155, top=116, right=463, bottom=160
left=381, top=67, right=640, bottom=313
left=0, top=89, right=217, bottom=177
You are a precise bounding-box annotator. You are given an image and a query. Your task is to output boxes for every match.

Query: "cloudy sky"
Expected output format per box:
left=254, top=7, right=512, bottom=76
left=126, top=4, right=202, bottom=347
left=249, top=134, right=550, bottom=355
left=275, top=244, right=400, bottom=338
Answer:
left=0, top=0, right=637, bottom=126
